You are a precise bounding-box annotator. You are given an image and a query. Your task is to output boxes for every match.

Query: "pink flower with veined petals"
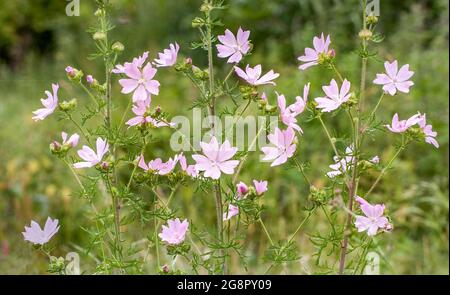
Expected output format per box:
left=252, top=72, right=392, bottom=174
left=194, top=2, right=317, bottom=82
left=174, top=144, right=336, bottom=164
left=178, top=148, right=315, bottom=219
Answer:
left=315, top=79, right=351, bottom=113
left=386, top=113, right=421, bottom=133
left=373, top=60, right=414, bottom=96
left=22, top=217, right=60, bottom=245
left=32, top=83, right=59, bottom=121
left=234, top=64, right=279, bottom=86
left=159, top=218, right=189, bottom=245
left=119, top=62, right=160, bottom=102
left=216, top=27, right=250, bottom=64
left=289, top=83, right=310, bottom=115
left=154, top=43, right=180, bottom=67
left=61, top=132, right=80, bottom=147
left=73, top=137, right=109, bottom=169
left=192, top=136, right=239, bottom=180
left=236, top=182, right=249, bottom=197
left=253, top=180, right=268, bottom=195
left=223, top=204, right=239, bottom=221
left=261, top=127, right=297, bottom=167
left=277, top=93, right=302, bottom=133
left=112, top=51, right=149, bottom=74
left=418, top=114, right=439, bottom=148
left=138, top=155, right=178, bottom=175
left=354, top=196, right=391, bottom=236
left=297, top=33, right=332, bottom=70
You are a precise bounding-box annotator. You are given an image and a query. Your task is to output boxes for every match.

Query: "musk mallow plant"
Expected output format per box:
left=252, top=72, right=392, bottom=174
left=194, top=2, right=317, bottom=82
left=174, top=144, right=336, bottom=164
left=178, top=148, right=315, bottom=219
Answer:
left=27, top=0, right=438, bottom=275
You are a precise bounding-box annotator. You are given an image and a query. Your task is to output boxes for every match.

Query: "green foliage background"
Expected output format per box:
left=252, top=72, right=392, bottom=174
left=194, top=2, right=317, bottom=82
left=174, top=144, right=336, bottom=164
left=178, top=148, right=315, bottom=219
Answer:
left=0, top=0, right=448, bottom=274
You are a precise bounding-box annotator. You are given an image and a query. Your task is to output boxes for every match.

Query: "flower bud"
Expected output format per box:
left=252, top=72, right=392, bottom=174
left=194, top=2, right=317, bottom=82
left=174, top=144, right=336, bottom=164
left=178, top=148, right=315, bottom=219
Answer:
left=162, top=265, right=170, bottom=273
left=236, top=182, right=249, bottom=196
left=50, top=141, right=62, bottom=154
left=192, top=17, right=205, bottom=28
left=264, top=104, right=277, bottom=113
left=94, top=9, right=105, bottom=17
left=86, top=75, right=95, bottom=84
left=112, top=41, right=124, bottom=53
left=200, top=3, right=212, bottom=12
left=65, top=66, right=76, bottom=78
left=358, top=29, right=373, bottom=40
left=366, top=14, right=378, bottom=25
left=100, top=161, right=110, bottom=171
left=59, top=99, right=78, bottom=112
left=93, top=32, right=107, bottom=41
left=193, top=67, right=209, bottom=80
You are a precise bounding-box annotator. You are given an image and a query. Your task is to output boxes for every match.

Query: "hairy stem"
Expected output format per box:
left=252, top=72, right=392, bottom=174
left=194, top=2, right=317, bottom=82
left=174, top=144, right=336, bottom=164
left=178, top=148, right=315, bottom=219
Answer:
left=339, top=0, right=368, bottom=275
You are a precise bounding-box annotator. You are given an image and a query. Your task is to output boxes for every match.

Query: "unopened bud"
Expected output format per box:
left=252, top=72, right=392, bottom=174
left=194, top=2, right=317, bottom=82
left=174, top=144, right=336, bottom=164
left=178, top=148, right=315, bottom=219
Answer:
left=112, top=42, right=124, bottom=53
left=358, top=29, right=373, bottom=40
left=59, top=99, right=78, bottom=112
left=192, top=17, right=205, bottom=28
left=94, top=9, right=105, bottom=17
left=50, top=141, right=62, bottom=153
left=366, top=14, right=378, bottom=25
left=93, top=32, right=107, bottom=41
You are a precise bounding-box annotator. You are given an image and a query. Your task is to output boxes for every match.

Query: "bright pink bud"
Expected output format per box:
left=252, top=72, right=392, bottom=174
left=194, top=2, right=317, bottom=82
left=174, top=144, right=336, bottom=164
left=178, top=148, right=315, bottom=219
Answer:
left=65, top=66, right=75, bottom=77
left=236, top=181, right=249, bottom=196
left=86, top=75, right=94, bottom=84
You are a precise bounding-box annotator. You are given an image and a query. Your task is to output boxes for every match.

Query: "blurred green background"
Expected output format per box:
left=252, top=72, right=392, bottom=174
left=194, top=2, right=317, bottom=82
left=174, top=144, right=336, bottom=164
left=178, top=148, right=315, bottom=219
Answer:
left=0, top=0, right=448, bottom=274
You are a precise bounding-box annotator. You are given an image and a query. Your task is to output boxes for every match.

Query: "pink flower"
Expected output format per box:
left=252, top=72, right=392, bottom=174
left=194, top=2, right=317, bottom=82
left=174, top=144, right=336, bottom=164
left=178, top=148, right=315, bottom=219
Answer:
left=236, top=182, right=249, bottom=197
left=22, top=217, right=59, bottom=245
left=216, top=28, right=250, bottom=64
left=277, top=93, right=302, bottom=132
left=315, top=79, right=351, bottom=112
left=119, top=62, right=160, bottom=102
left=154, top=42, right=180, bottom=67
left=74, top=137, right=109, bottom=169
left=176, top=153, right=199, bottom=178
left=261, top=127, right=297, bottom=167
left=138, top=155, right=177, bottom=175
left=126, top=98, right=174, bottom=128
left=297, top=33, right=332, bottom=70
left=112, top=51, right=149, bottom=74
left=159, top=218, right=189, bottom=245
left=370, top=156, right=380, bottom=164
left=32, top=83, right=59, bottom=121
left=354, top=196, right=391, bottom=236
left=327, top=145, right=354, bottom=178
left=373, top=60, right=414, bottom=96
left=386, top=113, right=421, bottom=133
left=223, top=204, right=239, bottom=221
left=61, top=132, right=79, bottom=147
left=234, top=64, right=279, bottom=86
left=418, top=114, right=439, bottom=148
left=192, top=136, right=239, bottom=180
left=289, top=83, right=310, bottom=115
left=253, top=180, right=268, bottom=195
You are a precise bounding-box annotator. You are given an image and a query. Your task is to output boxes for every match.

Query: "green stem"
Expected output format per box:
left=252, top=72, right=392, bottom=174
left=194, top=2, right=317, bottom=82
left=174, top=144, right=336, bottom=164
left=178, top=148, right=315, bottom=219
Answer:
left=338, top=0, right=368, bottom=275
left=258, top=218, right=275, bottom=246
left=365, top=138, right=407, bottom=198
left=67, top=113, right=91, bottom=145
left=293, top=158, right=311, bottom=186
left=330, top=63, right=344, bottom=83
left=369, top=92, right=385, bottom=122
left=318, top=116, right=339, bottom=157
